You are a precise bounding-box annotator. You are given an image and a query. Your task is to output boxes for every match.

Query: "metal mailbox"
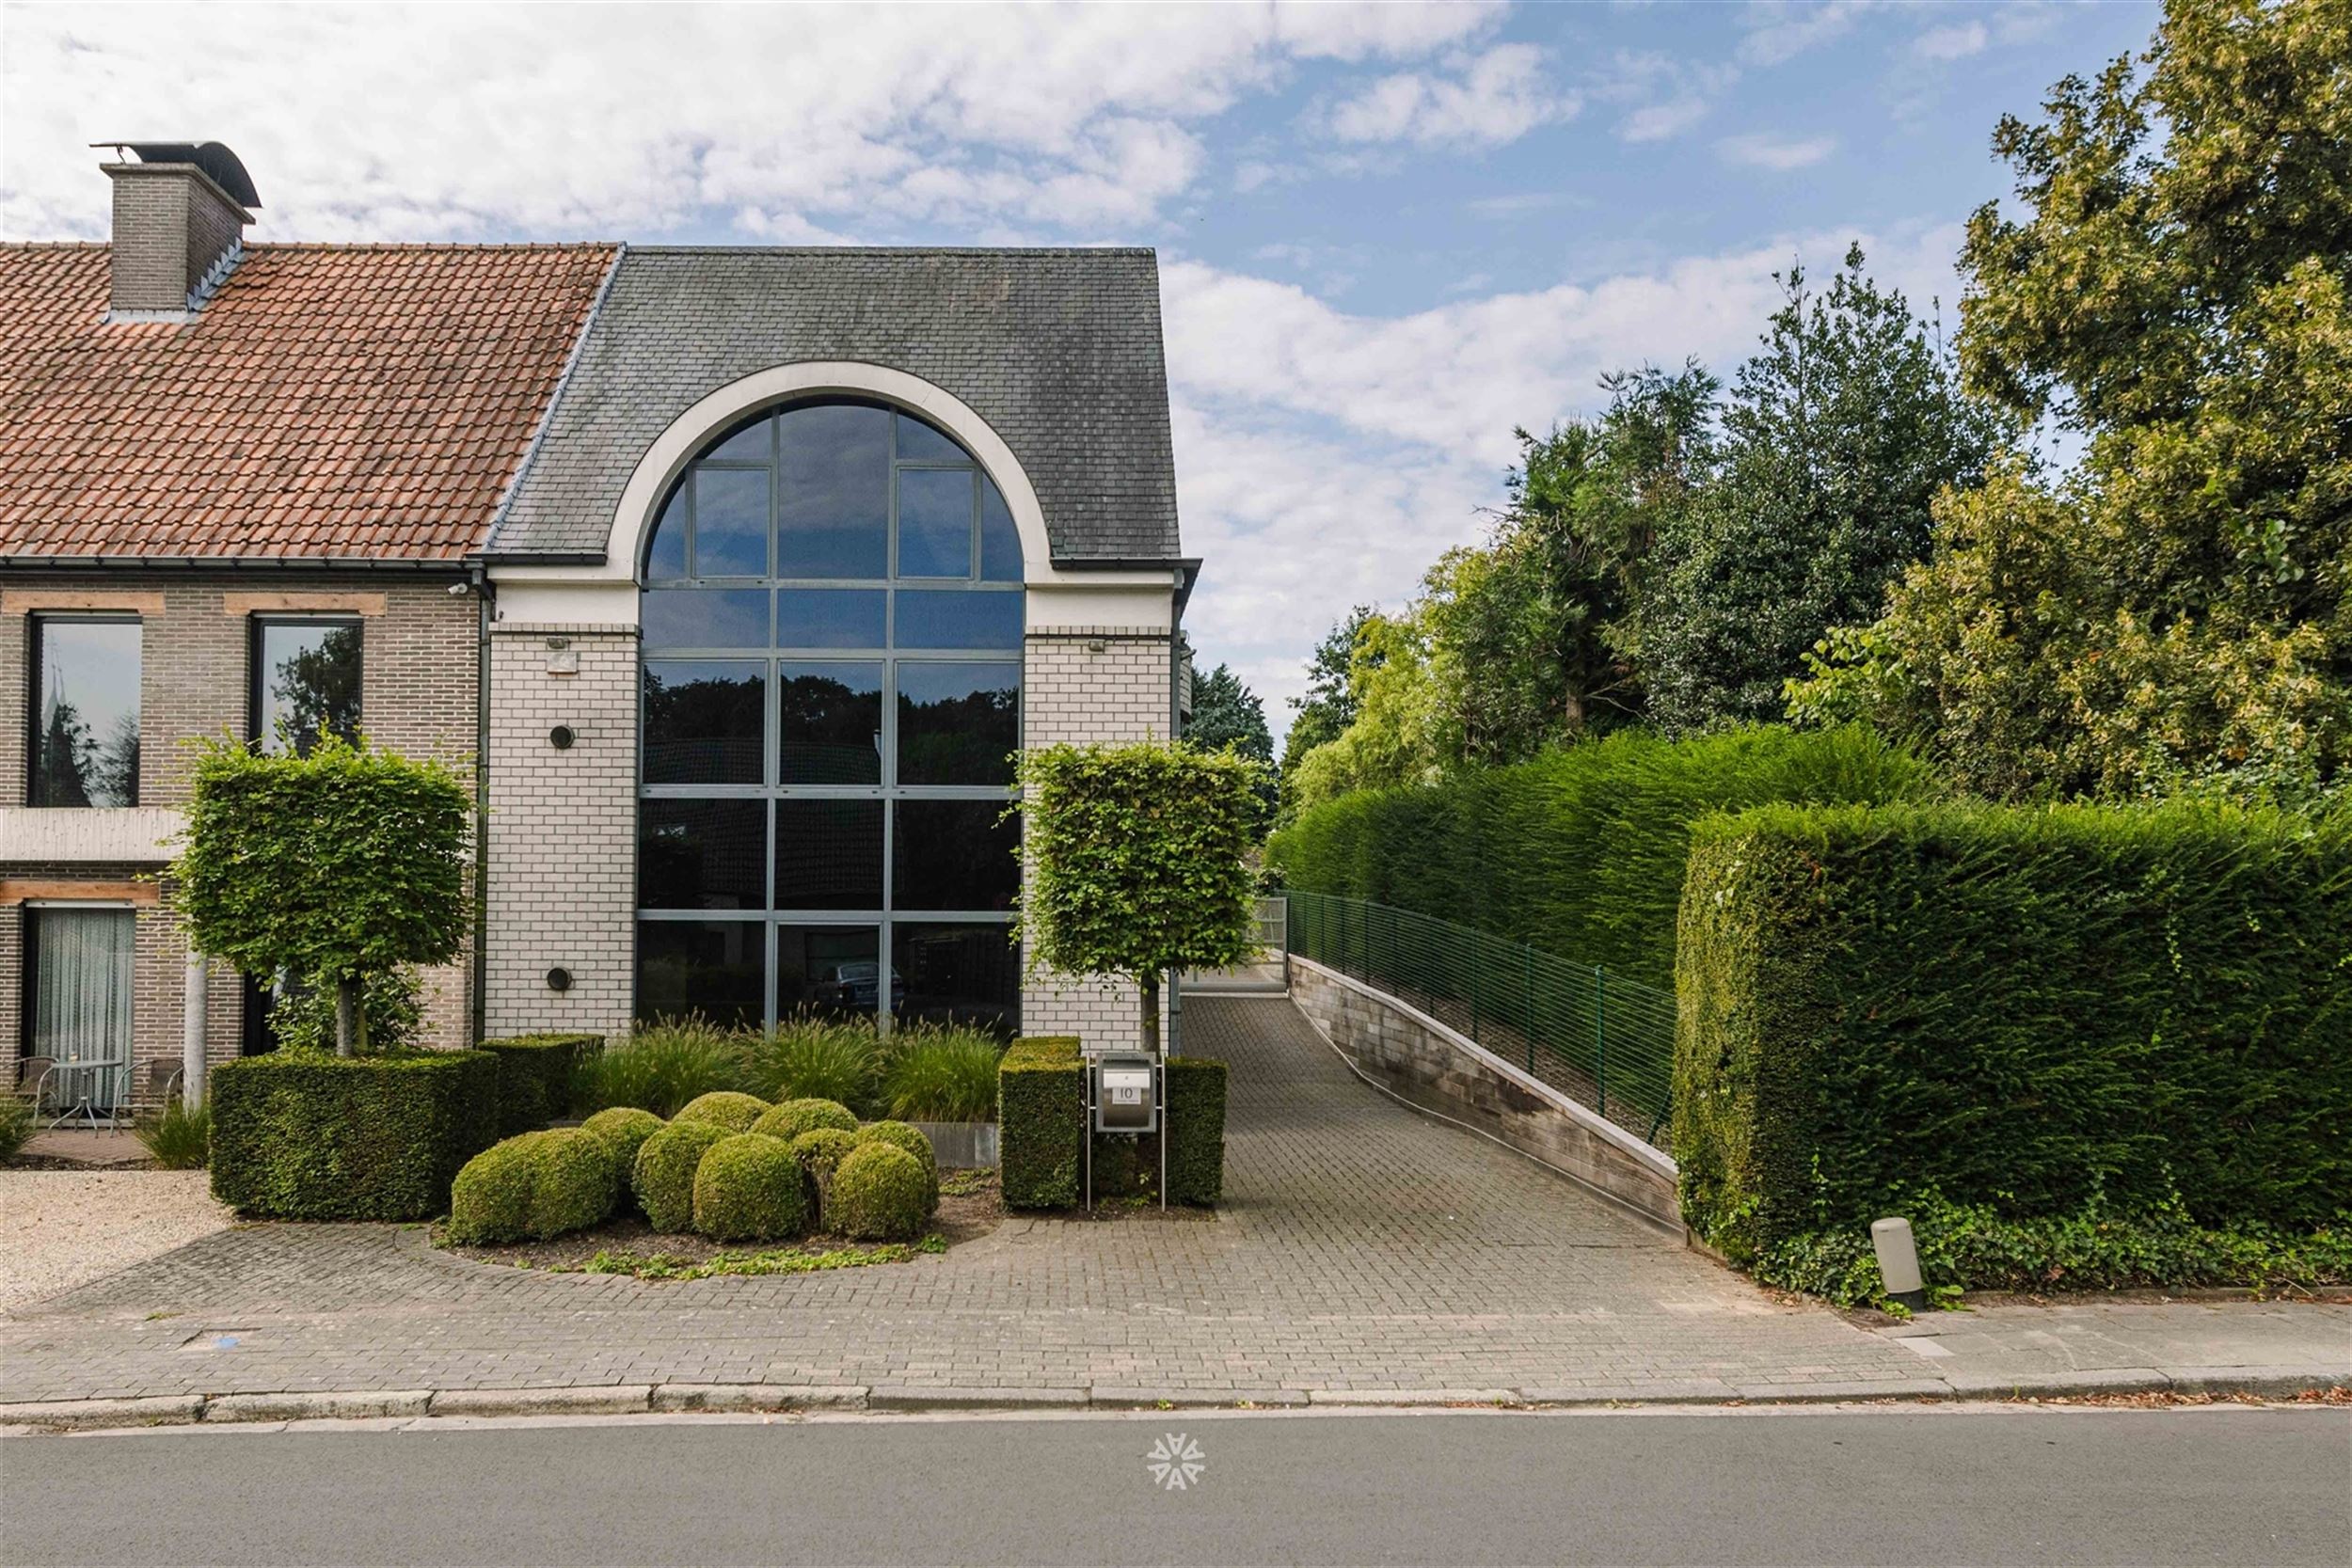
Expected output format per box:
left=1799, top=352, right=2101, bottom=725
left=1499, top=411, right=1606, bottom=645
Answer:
left=1093, top=1053, right=1158, bottom=1133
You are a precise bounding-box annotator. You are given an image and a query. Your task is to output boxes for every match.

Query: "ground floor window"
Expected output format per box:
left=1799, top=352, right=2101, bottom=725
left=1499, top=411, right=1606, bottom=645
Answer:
left=24, top=906, right=135, bottom=1114
left=634, top=916, right=1018, bottom=1037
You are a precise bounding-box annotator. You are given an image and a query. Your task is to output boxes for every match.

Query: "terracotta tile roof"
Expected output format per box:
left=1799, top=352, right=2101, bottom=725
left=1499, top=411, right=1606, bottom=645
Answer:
left=0, top=243, right=618, bottom=562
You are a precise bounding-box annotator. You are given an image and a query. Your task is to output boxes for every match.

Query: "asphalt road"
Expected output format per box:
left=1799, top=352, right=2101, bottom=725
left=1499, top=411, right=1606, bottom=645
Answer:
left=2, top=1406, right=2345, bottom=1566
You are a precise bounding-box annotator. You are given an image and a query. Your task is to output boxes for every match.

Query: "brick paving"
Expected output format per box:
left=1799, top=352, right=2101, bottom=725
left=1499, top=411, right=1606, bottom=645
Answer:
left=0, top=997, right=1933, bottom=1403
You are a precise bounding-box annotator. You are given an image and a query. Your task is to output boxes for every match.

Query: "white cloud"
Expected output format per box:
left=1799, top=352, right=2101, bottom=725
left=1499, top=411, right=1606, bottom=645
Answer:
left=1719, top=132, right=1838, bottom=170
left=0, top=2, right=1498, bottom=241
left=1590, top=49, right=1735, bottom=144
left=1619, top=97, right=1715, bottom=143
left=1914, top=21, right=1989, bottom=60
left=1320, top=43, right=1578, bottom=149
left=1737, top=1, right=1872, bottom=67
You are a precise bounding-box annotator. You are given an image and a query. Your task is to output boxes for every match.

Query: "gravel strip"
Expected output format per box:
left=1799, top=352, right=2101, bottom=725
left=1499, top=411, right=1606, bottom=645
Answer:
left=0, top=1170, right=231, bottom=1313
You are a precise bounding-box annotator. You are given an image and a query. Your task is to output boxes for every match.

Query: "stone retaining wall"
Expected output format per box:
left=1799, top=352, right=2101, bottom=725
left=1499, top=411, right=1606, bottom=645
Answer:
left=1287, top=955, right=1682, bottom=1233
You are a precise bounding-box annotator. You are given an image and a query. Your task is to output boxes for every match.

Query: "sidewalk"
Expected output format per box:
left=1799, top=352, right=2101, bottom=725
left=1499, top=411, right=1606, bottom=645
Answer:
left=4, top=998, right=2344, bottom=1429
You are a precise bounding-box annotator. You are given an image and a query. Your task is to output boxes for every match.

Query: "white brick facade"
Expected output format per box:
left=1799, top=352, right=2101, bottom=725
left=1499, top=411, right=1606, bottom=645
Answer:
left=1018, top=626, right=1174, bottom=1052
left=482, top=622, right=639, bottom=1039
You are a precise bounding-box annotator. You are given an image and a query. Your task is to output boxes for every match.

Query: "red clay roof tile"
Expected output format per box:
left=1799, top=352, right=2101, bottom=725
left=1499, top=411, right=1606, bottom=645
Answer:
left=0, top=242, right=616, bottom=562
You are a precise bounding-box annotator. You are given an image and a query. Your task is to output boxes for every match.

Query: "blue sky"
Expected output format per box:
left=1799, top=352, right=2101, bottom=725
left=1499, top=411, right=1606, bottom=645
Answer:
left=0, top=1, right=2157, bottom=722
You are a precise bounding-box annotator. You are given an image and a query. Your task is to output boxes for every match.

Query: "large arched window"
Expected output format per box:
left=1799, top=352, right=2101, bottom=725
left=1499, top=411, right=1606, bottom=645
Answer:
left=635, top=399, right=1024, bottom=1036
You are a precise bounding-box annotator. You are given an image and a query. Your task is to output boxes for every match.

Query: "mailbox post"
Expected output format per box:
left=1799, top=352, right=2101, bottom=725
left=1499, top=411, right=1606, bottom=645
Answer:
left=1084, top=1052, right=1166, bottom=1211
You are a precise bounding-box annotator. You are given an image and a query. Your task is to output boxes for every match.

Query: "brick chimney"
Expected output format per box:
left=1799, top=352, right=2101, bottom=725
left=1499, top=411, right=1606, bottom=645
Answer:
left=97, top=141, right=260, bottom=320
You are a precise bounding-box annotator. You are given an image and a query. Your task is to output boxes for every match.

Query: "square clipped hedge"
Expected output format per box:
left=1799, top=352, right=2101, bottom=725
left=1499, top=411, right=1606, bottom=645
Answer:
left=211, top=1051, right=501, bottom=1221
left=1673, top=800, right=2352, bottom=1260
left=1164, top=1055, right=1227, bottom=1207
left=998, top=1038, right=1229, bottom=1209
left=999, top=1037, right=1083, bottom=1209
left=480, top=1034, right=601, bottom=1135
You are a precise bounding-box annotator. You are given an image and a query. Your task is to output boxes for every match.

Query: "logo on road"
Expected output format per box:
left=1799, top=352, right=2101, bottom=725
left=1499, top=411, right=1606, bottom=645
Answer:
left=1146, top=1432, right=1206, bottom=1491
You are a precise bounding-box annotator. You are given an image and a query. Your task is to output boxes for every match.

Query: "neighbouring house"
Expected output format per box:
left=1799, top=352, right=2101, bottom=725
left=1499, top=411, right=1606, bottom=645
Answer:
left=0, top=142, right=1194, bottom=1118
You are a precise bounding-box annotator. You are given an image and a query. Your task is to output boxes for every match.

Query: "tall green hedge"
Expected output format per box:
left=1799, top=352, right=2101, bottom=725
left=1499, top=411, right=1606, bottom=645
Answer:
left=1267, top=725, right=1931, bottom=989
left=1673, top=800, right=2352, bottom=1259
left=999, top=1037, right=1083, bottom=1209
left=210, top=1052, right=501, bottom=1220
left=479, top=1034, right=601, bottom=1136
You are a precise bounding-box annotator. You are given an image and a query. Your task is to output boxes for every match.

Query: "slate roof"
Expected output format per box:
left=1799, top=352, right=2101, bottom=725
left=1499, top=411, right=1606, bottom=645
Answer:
left=490, top=247, right=1183, bottom=566
left=0, top=243, right=617, bottom=562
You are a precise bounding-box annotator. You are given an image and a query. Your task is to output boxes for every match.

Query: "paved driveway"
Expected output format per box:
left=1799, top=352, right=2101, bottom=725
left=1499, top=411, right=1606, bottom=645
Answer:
left=0, top=998, right=1927, bottom=1403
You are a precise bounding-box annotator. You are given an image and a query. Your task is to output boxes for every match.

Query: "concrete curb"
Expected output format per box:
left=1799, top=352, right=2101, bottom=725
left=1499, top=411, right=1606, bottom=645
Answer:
left=3, top=1370, right=2343, bottom=1433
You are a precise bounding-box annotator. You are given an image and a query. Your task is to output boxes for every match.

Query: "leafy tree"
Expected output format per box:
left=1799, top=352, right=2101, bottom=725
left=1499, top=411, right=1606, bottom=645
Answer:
left=1641, top=245, right=2005, bottom=733
left=1183, top=653, right=1278, bottom=829
left=1790, top=0, right=2352, bottom=800
left=1283, top=612, right=1451, bottom=816
left=1427, top=363, right=1719, bottom=762
left=1279, top=606, right=1377, bottom=797
left=1013, top=743, right=1263, bottom=1054
left=172, top=734, right=472, bottom=1056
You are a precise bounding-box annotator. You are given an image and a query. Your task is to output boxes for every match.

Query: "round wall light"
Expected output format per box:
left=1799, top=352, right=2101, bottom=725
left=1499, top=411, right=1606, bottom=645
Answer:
left=545, top=966, right=574, bottom=992
left=548, top=725, right=576, bottom=750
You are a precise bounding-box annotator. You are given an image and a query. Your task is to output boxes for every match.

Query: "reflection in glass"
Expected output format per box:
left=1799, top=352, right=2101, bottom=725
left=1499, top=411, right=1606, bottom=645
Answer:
left=979, top=477, right=1022, bottom=582
left=642, top=588, right=768, bottom=650
left=893, top=800, right=1020, bottom=911
left=643, top=660, right=763, bottom=784
left=896, top=589, right=1023, bottom=650
left=774, top=800, right=884, bottom=910
left=645, top=487, right=688, bottom=580
left=777, top=926, right=884, bottom=1020
left=898, top=662, right=1018, bottom=785
left=31, top=619, right=141, bottom=808
left=895, top=413, right=967, bottom=464
left=896, top=467, right=975, bottom=578
left=254, top=621, right=361, bottom=757
left=706, top=415, right=771, bottom=464
left=893, top=923, right=1018, bottom=1035
left=777, top=661, right=881, bottom=784
left=637, top=920, right=764, bottom=1029
left=638, top=800, right=766, bottom=910
left=775, top=589, right=887, bottom=649
left=692, top=467, right=770, bottom=578
left=779, top=404, right=890, bottom=578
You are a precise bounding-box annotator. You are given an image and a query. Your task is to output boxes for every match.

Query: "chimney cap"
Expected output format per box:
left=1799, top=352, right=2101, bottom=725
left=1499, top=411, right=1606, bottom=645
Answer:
left=91, top=141, right=262, bottom=208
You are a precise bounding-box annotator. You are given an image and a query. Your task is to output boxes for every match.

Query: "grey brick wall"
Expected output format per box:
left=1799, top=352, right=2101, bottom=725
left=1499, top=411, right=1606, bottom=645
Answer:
left=1019, top=627, right=1173, bottom=1050
left=482, top=622, right=639, bottom=1039
left=0, top=572, right=479, bottom=1080
left=103, top=165, right=245, bottom=313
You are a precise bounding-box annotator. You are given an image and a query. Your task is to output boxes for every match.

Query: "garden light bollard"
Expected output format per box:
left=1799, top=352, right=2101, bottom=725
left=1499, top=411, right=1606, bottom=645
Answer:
left=1871, top=1216, right=1928, bottom=1311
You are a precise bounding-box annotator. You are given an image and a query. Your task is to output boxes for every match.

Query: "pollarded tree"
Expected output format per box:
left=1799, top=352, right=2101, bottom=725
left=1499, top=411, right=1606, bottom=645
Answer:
left=1013, top=743, right=1263, bottom=1055
left=172, top=733, right=472, bottom=1056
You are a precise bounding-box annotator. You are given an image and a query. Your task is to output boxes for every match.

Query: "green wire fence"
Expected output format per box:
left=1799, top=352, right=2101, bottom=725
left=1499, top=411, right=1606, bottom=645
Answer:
left=1283, top=889, right=1676, bottom=1148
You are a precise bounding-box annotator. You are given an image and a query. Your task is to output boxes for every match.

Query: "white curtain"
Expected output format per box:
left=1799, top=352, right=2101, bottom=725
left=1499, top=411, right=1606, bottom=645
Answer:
left=32, top=909, right=135, bottom=1112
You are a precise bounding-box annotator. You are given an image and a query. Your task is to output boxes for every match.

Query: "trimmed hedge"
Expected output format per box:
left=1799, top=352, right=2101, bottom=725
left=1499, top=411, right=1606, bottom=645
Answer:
left=789, top=1127, right=862, bottom=1222
left=755, top=1098, right=858, bottom=1143
left=632, top=1119, right=734, bottom=1233
left=447, top=1129, right=618, bottom=1243
left=999, top=1037, right=1083, bottom=1209
left=1164, top=1056, right=1227, bottom=1207
left=480, top=1034, right=601, bottom=1136
left=691, top=1132, right=808, bottom=1243
left=580, top=1106, right=664, bottom=1196
left=830, top=1141, right=930, bottom=1241
left=997, top=1038, right=1227, bottom=1209
left=1268, top=725, right=1931, bottom=990
left=210, top=1051, right=500, bottom=1221
left=856, top=1120, right=936, bottom=1185
left=673, top=1091, right=770, bottom=1133
left=1674, top=800, right=2352, bottom=1260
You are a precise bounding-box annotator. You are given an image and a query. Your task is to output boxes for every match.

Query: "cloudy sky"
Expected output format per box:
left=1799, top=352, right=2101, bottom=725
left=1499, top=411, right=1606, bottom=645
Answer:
left=1, top=1, right=2153, bottom=724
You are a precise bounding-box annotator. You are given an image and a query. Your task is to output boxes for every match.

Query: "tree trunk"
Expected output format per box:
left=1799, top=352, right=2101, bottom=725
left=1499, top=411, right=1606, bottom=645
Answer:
left=1138, top=972, right=1161, bottom=1058
left=334, top=975, right=358, bottom=1059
